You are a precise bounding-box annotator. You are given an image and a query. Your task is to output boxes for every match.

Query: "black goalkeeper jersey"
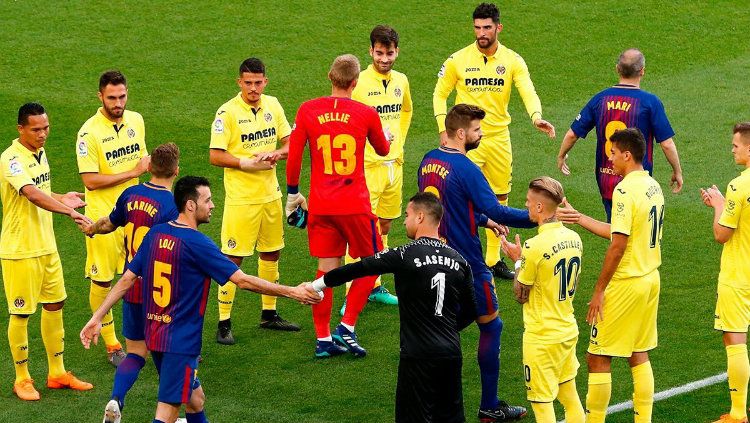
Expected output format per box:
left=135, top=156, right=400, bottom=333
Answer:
left=322, top=237, right=477, bottom=359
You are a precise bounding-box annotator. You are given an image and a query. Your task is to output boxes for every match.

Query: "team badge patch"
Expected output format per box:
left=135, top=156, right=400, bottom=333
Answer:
left=617, top=202, right=625, bottom=213
left=77, top=140, right=88, bottom=157
left=213, top=118, right=224, bottom=134
left=394, top=87, right=402, bottom=98
left=90, top=264, right=98, bottom=276
left=227, top=238, right=236, bottom=249
left=8, top=159, right=22, bottom=176
left=728, top=199, right=736, bottom=212
left=496, top=65, right=506, bottom=75
left=127, top=128, right=136, bottom=138
left=264, top=112, right=273, bottom=123
left=13, top=297, right=25, bottom=309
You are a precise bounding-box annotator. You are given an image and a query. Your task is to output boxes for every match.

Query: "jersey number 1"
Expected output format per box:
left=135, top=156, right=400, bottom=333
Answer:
left=431, top=272, right=446, bottom=316
left=316, top=134, right=356, bottom=175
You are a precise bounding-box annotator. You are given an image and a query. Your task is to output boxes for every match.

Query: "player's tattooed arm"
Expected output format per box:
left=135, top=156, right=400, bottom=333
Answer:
left=83, top=216, right=116, bottom=237
left=513, top=280, right=531, bottom=304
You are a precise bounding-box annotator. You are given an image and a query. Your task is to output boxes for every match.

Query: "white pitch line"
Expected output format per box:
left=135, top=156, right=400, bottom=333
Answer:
left=557, top=372, right=727, bottom=423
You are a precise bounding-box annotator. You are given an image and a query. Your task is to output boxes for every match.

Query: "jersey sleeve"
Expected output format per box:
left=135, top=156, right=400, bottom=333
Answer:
left=194, top=234, right=240, bottom=286
left=516, top=240, right=538, bottom=286
left=650, top=97, right=676, bottom=143
left=511, top=53, right=543, bottom=122
left=433, top=55, right=459, bottom=133
left=2, top=154, right=34, bottom=193
left=610, top=186, right=634, bottom=236
left=462, top=163, right=535, bottom=228
left=76, top=130, right=101, bottom=174
left=366, top=108, right=390, bottom=156
left=719, top=179, right=744, bottom=229
left=209, top=107, right=232, bottom=151
left=399, top=78, right=413, bottom=144
left=456, top=262, right=478, bottom=330
left=108, top=192, right=128, bottom=227
left=570, top=97, right=597, bottom=139
left=136, top=113, right=147, bottom=157
left=285, top=106, right=308, bottom=193
left=273, top=99, right=293, bottom=140
left=323, top=247, right=404, bottom=287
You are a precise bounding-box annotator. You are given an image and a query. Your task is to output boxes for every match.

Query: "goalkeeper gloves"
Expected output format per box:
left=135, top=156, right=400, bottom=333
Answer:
left=285, top=193, right=308, bottom=217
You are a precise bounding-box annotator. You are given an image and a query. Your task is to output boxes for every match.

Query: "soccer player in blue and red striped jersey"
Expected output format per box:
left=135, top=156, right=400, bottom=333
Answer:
left=83, top=143, right=180, bottom=423
left=418, top=104, right=534, bottom=422
left=81, top=176, right=321, bottom=423
left=557, top=48, right=683, bottom=221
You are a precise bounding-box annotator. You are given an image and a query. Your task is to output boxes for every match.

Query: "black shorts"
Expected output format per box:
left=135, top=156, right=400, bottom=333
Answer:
left=395, top=356, right=464, bottom=423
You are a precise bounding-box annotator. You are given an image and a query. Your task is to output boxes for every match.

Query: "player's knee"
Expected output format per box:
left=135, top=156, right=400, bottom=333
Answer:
left=187, top=387, right=206, bottom=412
left=125, top=339, right=148, bottom=358
left=259, top=250, right=280, bottom=262
left=476, top=311, right=499, bottom=325
left=379, top=219, right=392, bottom=234
left=91, top=280, right=111, bottom=288
left=42, top=301, right=64, bottom=311
left=477, top=315, right=502, bottom=333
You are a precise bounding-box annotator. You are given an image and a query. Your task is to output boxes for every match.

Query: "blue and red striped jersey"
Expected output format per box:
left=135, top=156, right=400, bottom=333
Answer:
left=109, top=182, right=179, bottom=303
left=127, top=221, right=239, bottom=355
left=570, top=84, right=675, bottom=200
left=418, top=147, right=534, bottom=271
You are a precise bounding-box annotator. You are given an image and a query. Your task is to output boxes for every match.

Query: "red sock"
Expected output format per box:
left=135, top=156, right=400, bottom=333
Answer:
left=311, top=269, right=332, bottom=338
left=341, top=275, right=376, bottom=327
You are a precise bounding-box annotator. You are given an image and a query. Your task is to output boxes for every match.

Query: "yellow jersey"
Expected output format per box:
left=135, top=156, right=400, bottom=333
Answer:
left=610, top=170, right=664, bottom=280
left=517, top=221, right=582, bottom=344
left=0, top=139, right=56, bottom=259
left=433, top=42, right=542, bottom=137
left=352, top=65, right=413, bottom=165
left=76, top=108, right=147, bottom=218
left=718, top=168, right=750, bottom=289
left=209, top=93, right=291, bottom=205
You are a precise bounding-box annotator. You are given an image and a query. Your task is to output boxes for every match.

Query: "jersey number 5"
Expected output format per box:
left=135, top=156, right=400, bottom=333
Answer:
left=317, top=134, right=356, bottom=175
left=153, top=260, right=172, bottom=307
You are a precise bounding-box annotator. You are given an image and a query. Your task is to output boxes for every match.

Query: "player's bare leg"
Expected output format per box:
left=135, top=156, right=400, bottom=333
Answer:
left=585, top=353, right=613, bottom=423
left=154, top=401, right=180, bottom=423
left=367, top=218, right=398, bottom=305
left=90, top=280, right=125, bottom=365
left=476, top=311, right=526, bottom=422
left=258, top=250, right=300, bottom=331
left=184, top=386, right=208, bottom=423
left=715, top=332, right=749, bottom=423
left=488, top=193, right=514, bottom=281
left=313, top=257, right=348, bottom=358
left=216, top=255, right=242, bottom=345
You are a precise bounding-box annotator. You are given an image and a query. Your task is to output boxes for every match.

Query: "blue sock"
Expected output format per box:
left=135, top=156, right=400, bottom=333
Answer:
left=477, top=317, right=503, bottom=409
left=186, top=410, right=209, bottom=423
left=111, top=353, right=146, bottom=408
left=153, top=420, right=165, bottom=423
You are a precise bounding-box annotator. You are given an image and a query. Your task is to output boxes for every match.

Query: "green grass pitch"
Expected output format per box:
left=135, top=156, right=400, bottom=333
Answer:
left=1, top=1, right=749, bottom=421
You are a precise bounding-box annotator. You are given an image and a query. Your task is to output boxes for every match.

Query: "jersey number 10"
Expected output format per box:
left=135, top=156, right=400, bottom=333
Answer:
left=554, top=257, right=581, bottom=301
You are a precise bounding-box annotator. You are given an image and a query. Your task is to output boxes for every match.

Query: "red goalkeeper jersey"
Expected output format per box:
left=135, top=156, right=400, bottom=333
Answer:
left=287, top=96, right=390, bottom=215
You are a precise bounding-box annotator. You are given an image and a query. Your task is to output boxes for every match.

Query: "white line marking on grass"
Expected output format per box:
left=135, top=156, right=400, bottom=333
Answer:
left=557, top=372, right=727, bottom=423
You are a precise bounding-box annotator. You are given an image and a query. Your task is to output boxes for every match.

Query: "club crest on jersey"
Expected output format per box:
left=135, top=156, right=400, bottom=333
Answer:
left=13, top=297, right=25, bottom=309
left=213, top=118, right=224, bottom=134
left=617, top=202, right=625, bottom=213
left=496, top=65, right=506, bottom=75
left=8, top=158, right=22, bottom=176
left=727, top=199, right=736, bottom=211
left=127, top=128, right=136, bottom=138
left=264, top=112, right=273, bottom=123
left=77, top=140, right=88, bottom=157
left=227, top=238, right=236, bottom=249
left=394, top=87, right=402, bottom=98
left=90, top=264, right=98, bottom=276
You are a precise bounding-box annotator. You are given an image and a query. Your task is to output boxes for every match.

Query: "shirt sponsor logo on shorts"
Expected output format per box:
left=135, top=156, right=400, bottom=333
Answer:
left=8, top=158, right=22, bottom=176
left=77, top=140, right=88, bottom=157
left=227, top=238, right=236, bottom=249
left=213, top=118, right=224, bottom=134
left=13, top=297, right=25, bottom=309
left=127, top=128, right=136, bottom=138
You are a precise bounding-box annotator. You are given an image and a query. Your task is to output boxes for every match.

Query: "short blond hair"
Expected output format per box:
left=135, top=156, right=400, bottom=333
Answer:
left=529, top=176, right=564, bottom=205
left=734, top=122, right=750, bottom=145
left=328, top=54, right=360, bottom=89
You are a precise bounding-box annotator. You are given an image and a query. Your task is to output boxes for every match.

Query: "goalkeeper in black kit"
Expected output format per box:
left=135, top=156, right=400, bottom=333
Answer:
left=310, top=192, right=478, bottom=423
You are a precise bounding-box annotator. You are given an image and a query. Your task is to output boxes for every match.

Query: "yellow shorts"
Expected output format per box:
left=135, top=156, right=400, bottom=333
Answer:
left=466, top=131, right=512, bottom=195
left=714, top=283, right=750, bottom=332
left=588, top=270, right=660, bottom=357
left=221, top=199, right=284, bottom=257
left=523, top=337, right=579, bottom=402
left=364, top=161, right=403, bottom=220
left=86, top=227, right=126, bottom=282
left=2, top=253, right=66, bottom=314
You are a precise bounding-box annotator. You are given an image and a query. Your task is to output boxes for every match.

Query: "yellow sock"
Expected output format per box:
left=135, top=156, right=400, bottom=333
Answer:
left=531, top=402, right=556, bottom=423
left=631, top=361, right=654, bottom=423
left=484, top=227, right=501, bottom=267
left=218, top=281, right=236, bottom=321
left=41, top=308, right=66, bottom=378
left=259, top=259, right=280, bottom=311
left=89, top=282, right=120, bottom=349
left=373, top=234, right=388, bottom=288
left=343, top=252, right=359, bottom=296
left=586, top=372, right=611, bottom=423
left=558, top=379, right=585, bottom=423
left=8, top=315, right=31, bottom=383
left=727, top=344, right=749, bottom=419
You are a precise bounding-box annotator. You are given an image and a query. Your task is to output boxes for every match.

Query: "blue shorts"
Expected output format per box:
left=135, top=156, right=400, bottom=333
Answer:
left=472, top=268, right=498, bottom=316
left=152, top=351, right=201, bottom=404
left=121, top=301, right=144, bottom=341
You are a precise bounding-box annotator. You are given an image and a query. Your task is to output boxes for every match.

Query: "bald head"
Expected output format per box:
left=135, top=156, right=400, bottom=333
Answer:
left=616, top=48, right=645, bottom=79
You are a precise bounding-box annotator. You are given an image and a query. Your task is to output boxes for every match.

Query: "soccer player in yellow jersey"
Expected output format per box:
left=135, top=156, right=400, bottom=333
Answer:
left=1, top=103, right=94, bottom=400
left=77, top=70, right=150, bottom=366
left=210, top=57, right=299, bottom=342
left=346, top=25, right=412, bottom=306
left=434, top=2, right=556, bottom=280
left=701, top=123, right=750, bottom=423
left=558, top=128, right=664, bottom=423
left=500, top=176, right=584, bottom=423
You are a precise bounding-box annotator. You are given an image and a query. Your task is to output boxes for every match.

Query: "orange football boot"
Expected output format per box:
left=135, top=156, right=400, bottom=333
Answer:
left=13, top=379, right=40, bottom=401
left=47, top=371, right=93, bottom=391
left=712, top=414, right=749, bottom=423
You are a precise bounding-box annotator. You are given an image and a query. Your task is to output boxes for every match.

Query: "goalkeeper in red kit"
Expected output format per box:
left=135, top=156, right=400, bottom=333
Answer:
left=285, top=54, right=391, bottom=358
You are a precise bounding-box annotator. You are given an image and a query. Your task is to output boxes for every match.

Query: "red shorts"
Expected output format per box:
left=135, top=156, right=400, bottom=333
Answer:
left=308, top=213, right=383, bottom=258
